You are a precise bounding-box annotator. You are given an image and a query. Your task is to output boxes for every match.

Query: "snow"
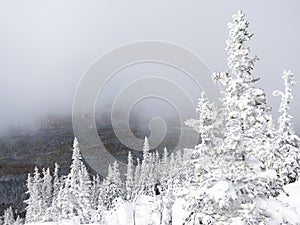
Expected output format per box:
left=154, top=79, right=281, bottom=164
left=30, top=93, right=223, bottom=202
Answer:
left=172, top=198, right=190, bottom=225
left=208, top=180, right=237, bottom=207
left=229, top=217, right=245, bottom=225
left=257, top=198, right=300, bottom=225
left=26, top=221, right=84, bottom=225
left=258, top=169, right=277, bottom=179
left=25, top=180, right=300, bottom=225
left=278, top=181, right=300, bottom=215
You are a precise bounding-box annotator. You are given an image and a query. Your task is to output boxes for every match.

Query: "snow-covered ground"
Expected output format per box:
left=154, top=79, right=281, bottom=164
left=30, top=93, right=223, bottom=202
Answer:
left=25, top=181, right=300, bottom=225
left=278, top=180, right=300, bottom=214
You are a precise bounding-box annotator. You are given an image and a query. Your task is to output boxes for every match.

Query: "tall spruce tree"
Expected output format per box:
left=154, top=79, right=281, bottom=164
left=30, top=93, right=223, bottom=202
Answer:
left=183, top=11, right=281, bottom=224
left=45, top=163, right=62, bottom=221
left=212, top=10, right=272, bottom=163
left=41, top=168, right=53, bottom=212
left=138, top=137, right=155, bottom=195
left=58, top=137, right=92, bottom=223
left=25, top=167, right=42, bottom=223
left=125, top=151, right=134, bottom=200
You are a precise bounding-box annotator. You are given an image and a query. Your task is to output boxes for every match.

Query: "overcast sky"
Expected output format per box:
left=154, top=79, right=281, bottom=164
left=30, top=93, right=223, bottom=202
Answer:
left=0, top=0, right=299, bottom=134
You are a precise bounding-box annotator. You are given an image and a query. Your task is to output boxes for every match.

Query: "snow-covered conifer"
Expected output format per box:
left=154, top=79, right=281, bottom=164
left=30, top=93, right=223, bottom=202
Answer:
left=25, top=167, right=42, bottom=223
left=138, top=137, right=155, bottom=195
left=273, top=70, right=300, bottom=184
left=99, top=161, right=123, bottom=209
left=183, top=11, right=280, bottom=223
left=161, top=147, right=169, bottom=179
left=185, top=91, right=220, bottom=148
left=44, top=164, right=62, bottom=222
left=70, top=137, right=82, bottom=184
left=14, top=215, right=23, bottom=225
left=91, top=174, right=101, bottom=210
left=112, top=160, right=122, bottom=186
left=57, top=137, right=92, bottom=222
left=142, top=136, right=150, bottom=163
left=125, top=151, right=134, bottom=200
left=52, top=163, right=61, bottom=197
left=3, top=207, right=15, bottom=225
left=77, top=162, right=92, bottom=223
left=134, top=158, right=141, bottom=195
left=41, top=168, right=53, bottom=211
left=152, top=151, right=163, bottom=188
left=212, top=10, right=272, bottom=163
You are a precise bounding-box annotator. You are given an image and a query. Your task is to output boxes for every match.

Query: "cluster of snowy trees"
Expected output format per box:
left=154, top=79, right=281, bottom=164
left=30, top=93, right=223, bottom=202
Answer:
left=12, top=137, right=184, bottom=224
left=1, top=10, right=300, bottom=225
left=182, top=11, right=300, bottom=224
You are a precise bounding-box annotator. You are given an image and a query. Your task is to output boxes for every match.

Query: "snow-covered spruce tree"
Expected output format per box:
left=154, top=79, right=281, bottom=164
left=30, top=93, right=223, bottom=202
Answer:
left=185, top=91, right=221, bottom=148
left=78, top=162, right=93, bottom=221
left=3, top=207, right=15, bottom=225
left=25, top=167, right=43, bottom=223
left=160, top=147, right=170, bottom=187
left=111, top=160, right=123, bottom=188
left=138, top=137, right=155, bottom=196
left=44, top=163, right=62, bottom=221
left=70, top=137, right=83, bottom=181
left=41, top=168, right=53, bottom=213
left=183, top=11, right=282, bottom=224
left=213, top=10, right=279, bottom=188
left=150, top=151, right=160, bottom=187
left=168, top=150, right=185, bottom=183
left=52, top=186, right=65, bottom=221
left=2, top=207, right=23, bottom=225
left=52, top=163, right=61, bottom=198
left=133, top=157, right=141, bottom=195
left=13, top=215, right=23, bottom=225
left=185, top=91, right=221, bottom=184
left=272, top=70, right=300, bottom=184
left=125, top=151, right=135, bottom=200
left=153, top=151, right=161, bottom=184
left=212, top=10, right=273, bottom=165
left=99, top=161, right=123, bottom=210
left=91, top=174, right=101, bottom=210
left=58, top=138, right=92, bottom=223
left=90, top=174, right=104, bottom=223
left=39, top=167, right=54, bottom=222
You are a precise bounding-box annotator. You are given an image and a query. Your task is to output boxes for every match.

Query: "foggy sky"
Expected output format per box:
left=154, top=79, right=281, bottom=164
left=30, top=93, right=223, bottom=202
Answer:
left=0, top=0, right=300, bottom=135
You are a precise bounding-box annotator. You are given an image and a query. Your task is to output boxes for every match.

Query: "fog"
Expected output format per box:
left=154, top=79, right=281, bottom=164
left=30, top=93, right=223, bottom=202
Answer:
left=1, top=0, right=300, bottom=135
